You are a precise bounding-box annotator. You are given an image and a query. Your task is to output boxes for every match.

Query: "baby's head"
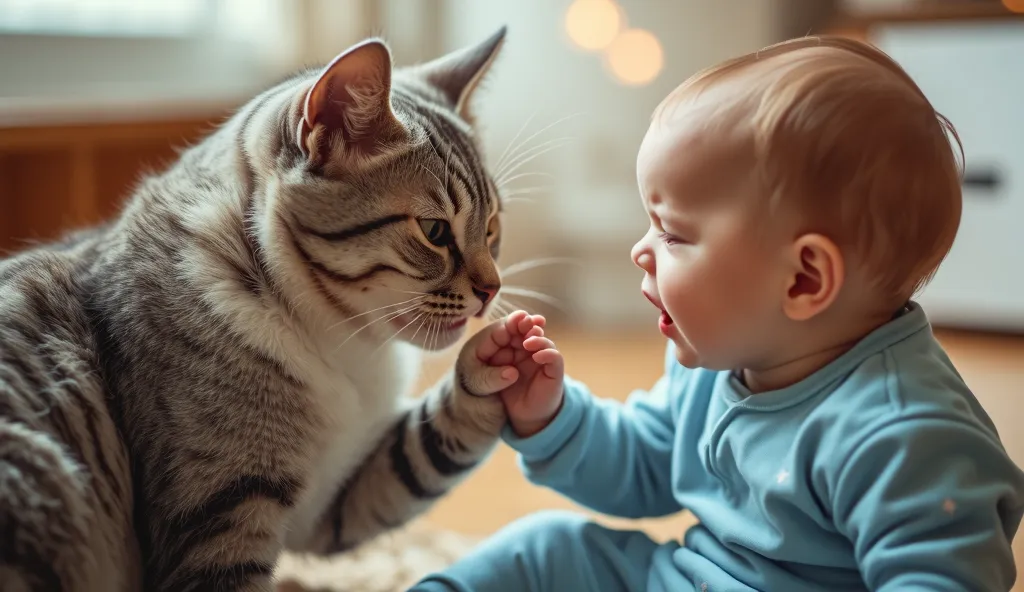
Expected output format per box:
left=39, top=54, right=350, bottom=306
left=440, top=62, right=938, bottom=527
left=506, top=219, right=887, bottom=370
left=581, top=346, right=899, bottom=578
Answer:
left=631, top=36, right=962, bottom=377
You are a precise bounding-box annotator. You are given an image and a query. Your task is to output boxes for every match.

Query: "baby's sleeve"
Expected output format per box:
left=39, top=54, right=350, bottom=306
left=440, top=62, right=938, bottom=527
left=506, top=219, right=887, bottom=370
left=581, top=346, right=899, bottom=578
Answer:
left=503, top=343, right=685, bottom=519
left=831, top=415, right=1024, bottom=591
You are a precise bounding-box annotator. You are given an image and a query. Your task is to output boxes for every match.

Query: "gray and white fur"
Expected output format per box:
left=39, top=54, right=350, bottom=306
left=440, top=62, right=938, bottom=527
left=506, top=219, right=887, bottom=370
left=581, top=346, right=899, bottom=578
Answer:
left=0, top=27, right=512, bottom=591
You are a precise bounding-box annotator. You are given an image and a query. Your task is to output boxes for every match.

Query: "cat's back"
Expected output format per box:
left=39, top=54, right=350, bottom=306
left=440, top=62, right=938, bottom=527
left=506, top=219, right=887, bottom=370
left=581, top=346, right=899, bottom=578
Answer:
left=0, top=237, right=142, bottom=591
left=0, top=231, right=108, bottom=380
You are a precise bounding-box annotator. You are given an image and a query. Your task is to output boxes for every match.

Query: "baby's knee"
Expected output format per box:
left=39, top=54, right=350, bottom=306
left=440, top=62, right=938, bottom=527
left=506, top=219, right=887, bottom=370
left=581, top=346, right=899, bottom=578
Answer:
left=496, top=510, right=591, bottom=550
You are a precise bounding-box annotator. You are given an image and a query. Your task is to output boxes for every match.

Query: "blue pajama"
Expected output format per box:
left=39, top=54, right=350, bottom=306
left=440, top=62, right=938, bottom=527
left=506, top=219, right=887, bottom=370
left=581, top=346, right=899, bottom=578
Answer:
left=413, top=510, right=684, bottom=592
left=411, top=508, right=692, bottom=589
left=411, top=303, right=1024, bottom=591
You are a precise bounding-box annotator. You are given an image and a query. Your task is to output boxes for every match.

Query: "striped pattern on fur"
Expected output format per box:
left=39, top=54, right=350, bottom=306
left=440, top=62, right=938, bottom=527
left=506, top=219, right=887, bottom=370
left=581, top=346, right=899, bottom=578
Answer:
left=0, top=27, right=510, bottom=592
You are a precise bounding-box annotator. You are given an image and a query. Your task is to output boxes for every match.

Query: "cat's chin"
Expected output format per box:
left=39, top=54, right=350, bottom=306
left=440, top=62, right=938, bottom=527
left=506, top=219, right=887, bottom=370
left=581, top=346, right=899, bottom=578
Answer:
left=391, top=315, right=469, bottom=351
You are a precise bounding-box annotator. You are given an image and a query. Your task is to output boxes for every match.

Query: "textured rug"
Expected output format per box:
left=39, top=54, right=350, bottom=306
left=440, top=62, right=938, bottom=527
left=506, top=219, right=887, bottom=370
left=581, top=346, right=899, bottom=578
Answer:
left=274, top=524, right=480, bottom=592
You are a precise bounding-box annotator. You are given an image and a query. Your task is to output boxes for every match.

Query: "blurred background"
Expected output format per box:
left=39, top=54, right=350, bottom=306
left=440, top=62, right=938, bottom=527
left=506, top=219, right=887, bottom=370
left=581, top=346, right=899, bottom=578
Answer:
left=1, top=0, right=1022, bottom=587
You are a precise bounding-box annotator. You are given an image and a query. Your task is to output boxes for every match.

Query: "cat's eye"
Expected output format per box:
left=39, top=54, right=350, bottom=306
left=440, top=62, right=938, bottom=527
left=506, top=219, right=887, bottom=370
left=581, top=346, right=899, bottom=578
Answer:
left=419, top=219, right=453, bottom=247
left=486, top=216, right=499, bottom=238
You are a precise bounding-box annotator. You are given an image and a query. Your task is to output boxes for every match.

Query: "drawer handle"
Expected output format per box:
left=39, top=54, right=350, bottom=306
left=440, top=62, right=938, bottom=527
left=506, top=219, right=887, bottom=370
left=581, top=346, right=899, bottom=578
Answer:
left=962, top=167, right=1003, bottom=194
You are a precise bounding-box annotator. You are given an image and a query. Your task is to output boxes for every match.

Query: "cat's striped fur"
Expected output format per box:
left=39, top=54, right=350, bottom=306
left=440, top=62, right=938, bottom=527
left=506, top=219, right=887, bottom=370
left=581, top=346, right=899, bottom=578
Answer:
left=0, top=28, right=510, bottom=591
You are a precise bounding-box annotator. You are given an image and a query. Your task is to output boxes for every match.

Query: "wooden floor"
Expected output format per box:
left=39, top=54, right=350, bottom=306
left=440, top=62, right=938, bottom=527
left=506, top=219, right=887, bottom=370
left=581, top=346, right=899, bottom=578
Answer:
left=413, top=322, right=1024, bottom=586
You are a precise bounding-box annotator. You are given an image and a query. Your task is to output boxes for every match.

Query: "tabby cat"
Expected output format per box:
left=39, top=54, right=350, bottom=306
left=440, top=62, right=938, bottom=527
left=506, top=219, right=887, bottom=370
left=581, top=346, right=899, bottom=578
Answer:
left=0, top=27, right=512, bottom=591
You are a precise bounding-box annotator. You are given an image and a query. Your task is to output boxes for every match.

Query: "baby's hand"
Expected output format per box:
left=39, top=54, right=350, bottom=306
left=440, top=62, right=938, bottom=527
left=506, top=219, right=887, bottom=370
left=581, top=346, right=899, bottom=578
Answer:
left=456, top=311, right=566, bottom=438
left=491, top=311, right=565, bottom=438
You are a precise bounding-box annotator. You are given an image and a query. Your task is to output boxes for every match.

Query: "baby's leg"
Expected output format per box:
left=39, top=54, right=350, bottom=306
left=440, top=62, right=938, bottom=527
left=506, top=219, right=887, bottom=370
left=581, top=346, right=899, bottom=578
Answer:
left=410, top=510, right=684, bottom=592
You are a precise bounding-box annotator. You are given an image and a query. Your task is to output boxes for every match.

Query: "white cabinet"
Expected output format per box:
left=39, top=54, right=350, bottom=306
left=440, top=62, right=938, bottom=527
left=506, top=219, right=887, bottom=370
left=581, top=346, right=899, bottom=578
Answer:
left=872, top=22, right=1024, bottom=332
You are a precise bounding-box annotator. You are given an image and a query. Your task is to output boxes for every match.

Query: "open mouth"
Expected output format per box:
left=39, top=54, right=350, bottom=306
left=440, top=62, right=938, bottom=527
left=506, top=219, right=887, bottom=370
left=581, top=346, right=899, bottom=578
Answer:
left=643, top=291, right=674, bottom=334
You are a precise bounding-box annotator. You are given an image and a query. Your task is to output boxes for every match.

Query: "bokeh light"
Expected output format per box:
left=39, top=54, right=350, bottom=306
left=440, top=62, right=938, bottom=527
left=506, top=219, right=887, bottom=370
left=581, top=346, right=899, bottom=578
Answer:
left=564, top=0, right=623, bottom=52
left=1003, top=0, right=1024, bottom=14
left=604, top=28, right=663, bottom=86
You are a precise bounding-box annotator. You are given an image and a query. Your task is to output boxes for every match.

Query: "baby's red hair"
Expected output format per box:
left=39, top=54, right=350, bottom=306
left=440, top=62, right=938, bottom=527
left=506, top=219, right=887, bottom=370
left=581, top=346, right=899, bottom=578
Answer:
left=655, top=36, right=964, bottom=307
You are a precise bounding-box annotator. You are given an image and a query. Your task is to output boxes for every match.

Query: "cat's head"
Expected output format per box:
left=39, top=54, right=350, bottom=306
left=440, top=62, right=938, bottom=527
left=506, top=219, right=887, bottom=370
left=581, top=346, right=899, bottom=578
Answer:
left=245, top=28, right=508, bottom=351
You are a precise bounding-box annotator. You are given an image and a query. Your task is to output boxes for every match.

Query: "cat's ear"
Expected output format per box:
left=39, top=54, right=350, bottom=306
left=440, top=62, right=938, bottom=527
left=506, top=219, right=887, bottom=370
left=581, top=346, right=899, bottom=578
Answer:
left=418, top=26, right=507, bottom=124
left=298, top=39, right=407, bottom=163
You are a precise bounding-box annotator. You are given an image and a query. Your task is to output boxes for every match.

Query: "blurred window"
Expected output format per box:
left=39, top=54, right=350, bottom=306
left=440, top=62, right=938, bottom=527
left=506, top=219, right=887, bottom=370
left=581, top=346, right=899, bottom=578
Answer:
left=0, top=0, right=211, bottom=37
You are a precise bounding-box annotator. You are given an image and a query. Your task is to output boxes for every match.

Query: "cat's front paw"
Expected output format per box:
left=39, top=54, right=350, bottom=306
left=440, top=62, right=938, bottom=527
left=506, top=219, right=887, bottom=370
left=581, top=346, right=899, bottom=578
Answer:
left=454, top=317, right=524, bottom=399
left=447, top=315, right=533, bottom=435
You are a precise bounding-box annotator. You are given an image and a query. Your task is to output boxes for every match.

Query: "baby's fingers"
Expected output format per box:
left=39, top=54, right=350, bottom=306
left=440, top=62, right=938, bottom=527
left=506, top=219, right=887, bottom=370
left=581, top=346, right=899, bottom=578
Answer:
left=504, top=310, right=530, bottom=337
left=532, top=348, right=564, bottom=380
left=517, top=314, right=546, bottom=336
left=523, top=335, right=555, bottom=353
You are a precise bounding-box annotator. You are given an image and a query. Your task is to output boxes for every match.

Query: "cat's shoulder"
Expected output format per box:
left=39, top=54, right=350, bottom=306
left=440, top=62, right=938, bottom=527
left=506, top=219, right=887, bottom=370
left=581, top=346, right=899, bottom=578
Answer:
left=1, top=248, right=81, bottom=314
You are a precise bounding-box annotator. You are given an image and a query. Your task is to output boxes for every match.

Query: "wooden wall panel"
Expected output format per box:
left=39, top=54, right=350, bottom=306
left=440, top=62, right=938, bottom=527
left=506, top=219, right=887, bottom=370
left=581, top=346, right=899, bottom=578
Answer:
left=0, top=111, right=228, bottom=257
left=94, top=141, right=184, bottom=221
left=0, top=154, right=10, bottom=253
left=1, top=148, right=74, bottom=253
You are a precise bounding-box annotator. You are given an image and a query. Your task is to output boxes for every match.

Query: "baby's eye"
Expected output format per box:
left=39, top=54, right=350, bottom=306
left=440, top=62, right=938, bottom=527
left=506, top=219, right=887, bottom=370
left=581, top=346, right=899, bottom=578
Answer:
left=659, top=232, right=686, bottom=246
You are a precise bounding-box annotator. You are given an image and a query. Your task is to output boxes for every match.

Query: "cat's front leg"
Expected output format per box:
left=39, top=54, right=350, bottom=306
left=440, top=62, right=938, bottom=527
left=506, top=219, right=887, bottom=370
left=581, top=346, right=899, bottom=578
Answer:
left=299, top=365, right=507, bottom=554
left=142, top=469, right=302, bottom=592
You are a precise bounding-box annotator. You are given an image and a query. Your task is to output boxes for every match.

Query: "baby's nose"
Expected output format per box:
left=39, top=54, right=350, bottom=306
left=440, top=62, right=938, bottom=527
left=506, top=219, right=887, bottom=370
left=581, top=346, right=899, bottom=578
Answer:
left=633, top=251, right=654, bottom=274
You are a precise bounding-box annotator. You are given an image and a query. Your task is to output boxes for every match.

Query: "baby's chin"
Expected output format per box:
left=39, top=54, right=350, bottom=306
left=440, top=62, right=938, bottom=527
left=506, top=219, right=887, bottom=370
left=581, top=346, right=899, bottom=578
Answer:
left=669, top=335, right=700, bottom=368
left=669, top=334, right=728, bottom=371
left=672, top=344, right=702, bottom=369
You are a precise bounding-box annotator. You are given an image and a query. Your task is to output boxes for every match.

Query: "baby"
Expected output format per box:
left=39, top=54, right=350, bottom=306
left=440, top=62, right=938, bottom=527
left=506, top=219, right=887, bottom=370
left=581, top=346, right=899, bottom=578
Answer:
left=413, top=36, right=1024, bottom=591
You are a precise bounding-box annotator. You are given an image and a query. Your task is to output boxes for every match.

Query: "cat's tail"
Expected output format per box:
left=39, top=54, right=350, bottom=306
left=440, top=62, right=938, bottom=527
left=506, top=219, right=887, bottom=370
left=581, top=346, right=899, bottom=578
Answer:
left=0, top=419, right=103, bottom=591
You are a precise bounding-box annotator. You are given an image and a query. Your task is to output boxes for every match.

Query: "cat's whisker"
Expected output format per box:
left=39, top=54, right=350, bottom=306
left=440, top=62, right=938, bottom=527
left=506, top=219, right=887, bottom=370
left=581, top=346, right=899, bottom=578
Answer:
left=373, top=312, right=424, bottom=355
left=494, top=138, right=572, bottom=186
left=325, top=295, right=427, bottom=333
left=500, top=186, right=550, bottom=199
left=335, top=302, right=423, bottom=351
left=493, top=109, right=538, bottom=174
left=425, top=135, right=444, bottom=162
left=382, top=287, right=433, bottom=296
left=445, top=143, right=452, bottom=196
left=426, top=317, right=440, bottom=352
left=419, top=164, right=444, bottom=189
left=500, top=257, right=581, bottom=279
left=493, top=115, right=581, bottom=178
left=495, top=112, right=582, bottom=179
left=495, top=145, right=571, bottom=193
left=432, top=317, right=445, bottom=351
left=343, top=295, right=426, bottom=321
left=501, top=286, right=568, bottom=313
left=496, top=171, right=553, bottom=191
left=500, top=296, right=535, bottom=317
left=489, top=298, right=514, bottom=321
left=421, top=315, right=434, bottom=351
left=503, top=197, right=535, bottom=207
left=408, top=311, right=430, bottom=344
left=495, top=134, right=563, bottom=181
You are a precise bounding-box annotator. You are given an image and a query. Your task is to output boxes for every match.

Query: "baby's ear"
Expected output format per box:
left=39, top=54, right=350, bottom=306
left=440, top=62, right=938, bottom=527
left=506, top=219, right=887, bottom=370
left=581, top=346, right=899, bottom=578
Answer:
left=782, top=234, right=844, bottom=322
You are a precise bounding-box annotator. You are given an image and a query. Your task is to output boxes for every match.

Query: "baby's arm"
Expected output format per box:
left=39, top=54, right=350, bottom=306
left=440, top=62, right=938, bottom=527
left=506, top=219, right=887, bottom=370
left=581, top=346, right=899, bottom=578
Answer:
left=834, top=417, right=1024, bottom=591
left=480, top=314, right=684, bottom=519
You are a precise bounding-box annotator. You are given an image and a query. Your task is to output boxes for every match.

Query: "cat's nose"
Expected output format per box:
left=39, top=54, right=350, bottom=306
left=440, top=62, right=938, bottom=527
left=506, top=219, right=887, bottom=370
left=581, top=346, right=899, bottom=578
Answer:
left=472, top=283, right=499, bottom=306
